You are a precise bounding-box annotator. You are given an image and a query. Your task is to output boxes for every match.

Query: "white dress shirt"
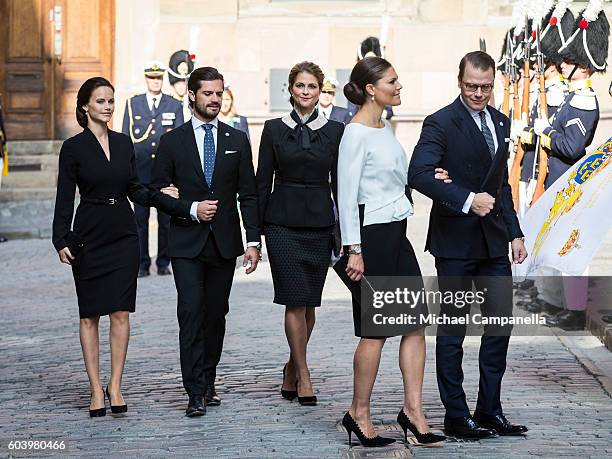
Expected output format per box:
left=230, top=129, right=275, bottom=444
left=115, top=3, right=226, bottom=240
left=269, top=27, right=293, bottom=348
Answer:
left=459, top=96, right=499, bottom=213
left=146, top=92, right=161, bottom=112
left=319, top=104, right=333, bottom=119
left=338, top=120, right=414, bottom=245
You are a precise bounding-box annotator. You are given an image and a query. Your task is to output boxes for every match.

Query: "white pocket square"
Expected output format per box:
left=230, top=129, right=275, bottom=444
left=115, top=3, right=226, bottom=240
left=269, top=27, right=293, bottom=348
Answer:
left=504, top=137, right=510, bottom=143
left=225, top=150, right=238, bottom=155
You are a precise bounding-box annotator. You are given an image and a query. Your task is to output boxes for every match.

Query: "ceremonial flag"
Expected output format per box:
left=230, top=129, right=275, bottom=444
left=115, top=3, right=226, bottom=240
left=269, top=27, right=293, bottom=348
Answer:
left=515, top=137, right=612, bottom=277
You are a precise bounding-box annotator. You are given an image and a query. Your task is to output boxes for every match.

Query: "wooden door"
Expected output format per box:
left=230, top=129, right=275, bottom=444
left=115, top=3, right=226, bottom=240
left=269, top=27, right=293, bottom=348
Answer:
left=0, top=0, right=54, bottom=140
left=55, top=0, right=115, bottom=138
left=0, top=0, right=114, bottom=140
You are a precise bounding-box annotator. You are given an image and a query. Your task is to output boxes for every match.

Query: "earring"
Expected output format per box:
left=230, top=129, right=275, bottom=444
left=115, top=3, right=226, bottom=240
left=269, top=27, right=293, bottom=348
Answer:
left=370, top=94, right=375, bottom=103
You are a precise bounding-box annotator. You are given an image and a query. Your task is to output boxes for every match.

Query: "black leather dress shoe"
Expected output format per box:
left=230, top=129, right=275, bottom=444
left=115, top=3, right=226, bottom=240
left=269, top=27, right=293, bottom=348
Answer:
left=157, top=266, right=172, bottom=275
left=545, top=310, right=585, bottom=331
left=473, top=412, right=528, bottom=436
left=204, top=384, right=221, bottom=406
left=137, top=268, right=150, bottom=278
left=186, top=395, right=206, bottom=417
left=444, top=416, right=497, bottom=439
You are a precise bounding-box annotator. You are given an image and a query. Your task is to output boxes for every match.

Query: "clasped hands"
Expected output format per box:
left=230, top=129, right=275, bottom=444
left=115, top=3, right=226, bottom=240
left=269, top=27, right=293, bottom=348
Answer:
left=159, top=184, right=217, bottom=222
left=159, top=184, right=260, bottom=274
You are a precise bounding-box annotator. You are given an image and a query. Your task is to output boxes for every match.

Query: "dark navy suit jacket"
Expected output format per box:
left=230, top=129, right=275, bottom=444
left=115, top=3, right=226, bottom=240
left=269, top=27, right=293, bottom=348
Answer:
left=408, top=97, right=523, bottom=260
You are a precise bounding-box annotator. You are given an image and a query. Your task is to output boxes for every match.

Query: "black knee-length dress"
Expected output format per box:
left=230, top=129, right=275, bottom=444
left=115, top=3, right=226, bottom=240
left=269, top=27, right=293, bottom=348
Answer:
left=52, top=128, right=190, bottom=318
left=256, top=110, right=344, bottom=307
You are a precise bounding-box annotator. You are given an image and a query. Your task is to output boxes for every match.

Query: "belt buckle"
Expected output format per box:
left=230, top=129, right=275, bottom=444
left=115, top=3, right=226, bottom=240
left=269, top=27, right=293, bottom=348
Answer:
left=108, top=198, right=116, bottom=205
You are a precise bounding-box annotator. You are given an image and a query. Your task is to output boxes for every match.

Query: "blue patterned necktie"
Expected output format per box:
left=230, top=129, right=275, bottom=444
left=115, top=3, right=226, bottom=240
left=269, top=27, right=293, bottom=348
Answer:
left=478, top=111, right=496, bottom=158
left=202, top=123, right=215, bottom=185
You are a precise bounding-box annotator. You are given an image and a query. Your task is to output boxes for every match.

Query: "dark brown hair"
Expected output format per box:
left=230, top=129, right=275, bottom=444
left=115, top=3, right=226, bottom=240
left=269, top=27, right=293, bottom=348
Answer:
left=76, top=77, right=114, bottom=128
left=458, top=51, right=496, bottom=81
left=288, top=61, right=325, bottom=106
left=188, top=66, right=224, bottom=106
left=344, top=56, right=392, bottom=105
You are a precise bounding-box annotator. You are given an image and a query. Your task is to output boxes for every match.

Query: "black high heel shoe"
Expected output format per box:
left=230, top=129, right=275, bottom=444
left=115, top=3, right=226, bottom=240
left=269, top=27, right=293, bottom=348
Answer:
left=397, top=409, right=446, bottom=445
left=89, top=392, right=106, bottom=418
left=296, top=379, right=317, bottom=406
left=105, top=385, right=128, bottom=414
left=342, top=412, right=395, bottom=447
left=281, top=364, right=298, bottom=400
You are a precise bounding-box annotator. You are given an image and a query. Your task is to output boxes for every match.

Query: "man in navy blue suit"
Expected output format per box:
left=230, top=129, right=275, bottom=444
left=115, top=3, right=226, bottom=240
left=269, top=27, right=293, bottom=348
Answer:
left=409, top=51, right=528, bottom=440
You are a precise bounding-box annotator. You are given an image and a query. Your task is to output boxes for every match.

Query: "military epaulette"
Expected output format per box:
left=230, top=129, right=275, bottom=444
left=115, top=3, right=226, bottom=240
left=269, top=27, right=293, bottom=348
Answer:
left=569, top=90, right=597, bottom=111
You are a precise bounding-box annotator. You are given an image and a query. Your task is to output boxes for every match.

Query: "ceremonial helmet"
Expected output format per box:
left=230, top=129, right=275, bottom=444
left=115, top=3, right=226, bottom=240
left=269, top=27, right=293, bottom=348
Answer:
left=559, top=0, right=610, bottom=73
left=168, top=50, right=195, bottom=85
left=539, top=0, right=575, bottom=69
left=358, top=36, right=383, bottom=59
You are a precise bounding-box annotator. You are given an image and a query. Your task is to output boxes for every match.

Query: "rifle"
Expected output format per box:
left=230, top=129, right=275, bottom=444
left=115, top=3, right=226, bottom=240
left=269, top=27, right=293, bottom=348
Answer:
left=501, top=31, right=512, bottom=117
left=530, top=25, right=548, bottom=204
left=508, top=16, right=532, bottom=210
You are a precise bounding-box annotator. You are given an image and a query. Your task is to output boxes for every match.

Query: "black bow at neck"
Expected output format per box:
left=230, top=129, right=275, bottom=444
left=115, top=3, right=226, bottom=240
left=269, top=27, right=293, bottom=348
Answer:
left=290, top=109, right=319, bottom=150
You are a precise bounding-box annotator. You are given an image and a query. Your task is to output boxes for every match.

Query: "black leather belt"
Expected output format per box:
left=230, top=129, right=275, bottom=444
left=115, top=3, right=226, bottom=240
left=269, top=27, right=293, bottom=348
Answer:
left=80, top=196, right=127, bottom=205
left=275, top=178, right=329, bottom=189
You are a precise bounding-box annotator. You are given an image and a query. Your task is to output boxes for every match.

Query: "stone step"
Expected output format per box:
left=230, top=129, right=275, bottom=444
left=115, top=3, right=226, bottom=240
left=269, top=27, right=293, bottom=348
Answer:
left=6, top=140, right=62, bottom=156
left=2, top=170, right=57, bottom=188
left=8, top=154, right=58, bottom=171
left=0, top=187, right=56, bottom=202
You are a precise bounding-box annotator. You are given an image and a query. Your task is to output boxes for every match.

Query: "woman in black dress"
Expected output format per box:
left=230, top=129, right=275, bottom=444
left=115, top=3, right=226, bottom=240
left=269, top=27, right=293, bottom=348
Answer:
left=52, top=78, right=191, bottom=417
left=257, top=62, right=344, bottom=406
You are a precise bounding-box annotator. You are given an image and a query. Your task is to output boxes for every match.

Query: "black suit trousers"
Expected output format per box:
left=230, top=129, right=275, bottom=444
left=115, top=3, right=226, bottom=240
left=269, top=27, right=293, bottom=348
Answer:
left=171, top=232, right=235, bottom=396
left=134, top=202, right=170, bottom=269
left=434, top=256, right=513, bottom=419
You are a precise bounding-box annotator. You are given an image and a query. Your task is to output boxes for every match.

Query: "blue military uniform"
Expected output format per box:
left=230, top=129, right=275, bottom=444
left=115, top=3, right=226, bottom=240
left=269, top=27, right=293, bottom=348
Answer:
left=520, top=75, right=568, bottom=183
left=540, top=79, right=599, bottom=187
left=122, top=62, right=184, bottom=274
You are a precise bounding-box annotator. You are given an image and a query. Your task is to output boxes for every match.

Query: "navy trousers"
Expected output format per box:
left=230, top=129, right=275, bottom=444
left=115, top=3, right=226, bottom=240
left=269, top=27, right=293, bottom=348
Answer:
left=434, top=256, right=513, bottom=419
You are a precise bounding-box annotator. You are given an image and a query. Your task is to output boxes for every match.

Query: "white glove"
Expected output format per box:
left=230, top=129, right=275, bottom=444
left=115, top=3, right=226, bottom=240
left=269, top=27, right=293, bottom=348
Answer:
left=533, top=118, right=551, bottom=136
left=510, top=119, right=527, bottom=142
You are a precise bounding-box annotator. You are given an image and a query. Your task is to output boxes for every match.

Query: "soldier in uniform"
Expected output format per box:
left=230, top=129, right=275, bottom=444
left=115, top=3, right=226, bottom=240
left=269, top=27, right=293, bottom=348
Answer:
left=527, top=1, right=609, bottom=330
left=318, top=77, right=351, bottom=124
left=122, top=61, right=185, bottom=277
left=168, top=50, right=195, bottom=122
left=518, top=1, right=574, bottom=217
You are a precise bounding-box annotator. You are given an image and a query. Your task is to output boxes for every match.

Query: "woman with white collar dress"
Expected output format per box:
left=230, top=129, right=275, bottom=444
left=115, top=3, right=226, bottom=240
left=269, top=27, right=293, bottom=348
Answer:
left=256, top=61, right=344, bottom=406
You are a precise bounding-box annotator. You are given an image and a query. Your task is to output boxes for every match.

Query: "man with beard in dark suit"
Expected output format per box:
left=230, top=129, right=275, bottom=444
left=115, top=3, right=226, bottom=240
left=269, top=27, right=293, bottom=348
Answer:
left=152, top=66, right=261, bottom=417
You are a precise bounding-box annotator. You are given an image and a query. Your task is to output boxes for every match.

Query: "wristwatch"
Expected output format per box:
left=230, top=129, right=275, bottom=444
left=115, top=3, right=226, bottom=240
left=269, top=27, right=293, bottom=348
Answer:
left=513, top=237, right=525, bottom=242
left=348, top=245, right=362, bottom=255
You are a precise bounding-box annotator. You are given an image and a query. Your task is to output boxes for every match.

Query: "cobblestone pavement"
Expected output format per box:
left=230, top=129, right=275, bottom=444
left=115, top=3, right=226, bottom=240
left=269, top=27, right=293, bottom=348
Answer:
left=1, top=222, right=611, bottom=457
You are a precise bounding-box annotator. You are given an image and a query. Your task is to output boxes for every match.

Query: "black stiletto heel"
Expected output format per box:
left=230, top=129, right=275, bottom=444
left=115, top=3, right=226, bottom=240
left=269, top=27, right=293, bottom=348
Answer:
left=341, top=412, right=395, bottom=447
left=296, top=379, right=317, bottom=406
left=281, top=364, right=298, bottom=400
left=105, top=385, right=128, bottom=414
left=397, top=409, right=446, bottom=445
left=89, top=392, right=106, bottom=418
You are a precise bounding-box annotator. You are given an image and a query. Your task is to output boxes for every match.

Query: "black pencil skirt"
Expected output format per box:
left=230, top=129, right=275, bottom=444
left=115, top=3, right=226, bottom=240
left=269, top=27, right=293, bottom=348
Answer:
left=264, top=224, right=333, bottom=307
left=334, top=208, right=426, bottom=338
